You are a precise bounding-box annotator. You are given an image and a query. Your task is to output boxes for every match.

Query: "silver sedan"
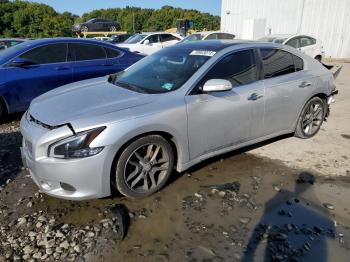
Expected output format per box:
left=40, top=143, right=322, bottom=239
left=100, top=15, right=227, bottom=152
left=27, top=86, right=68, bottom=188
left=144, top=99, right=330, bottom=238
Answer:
left=20, top=40, right=339, bottom=200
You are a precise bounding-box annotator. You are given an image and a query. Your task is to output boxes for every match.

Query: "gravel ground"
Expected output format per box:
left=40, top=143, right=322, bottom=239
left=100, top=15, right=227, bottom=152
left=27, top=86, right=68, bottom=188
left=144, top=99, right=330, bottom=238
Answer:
left=0, top=63, right=349, bottom=262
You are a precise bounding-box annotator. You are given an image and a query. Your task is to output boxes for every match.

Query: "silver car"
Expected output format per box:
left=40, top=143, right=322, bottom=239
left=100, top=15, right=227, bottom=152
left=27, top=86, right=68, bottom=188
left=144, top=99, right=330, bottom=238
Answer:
left=20, top=40, right=339, bottom=200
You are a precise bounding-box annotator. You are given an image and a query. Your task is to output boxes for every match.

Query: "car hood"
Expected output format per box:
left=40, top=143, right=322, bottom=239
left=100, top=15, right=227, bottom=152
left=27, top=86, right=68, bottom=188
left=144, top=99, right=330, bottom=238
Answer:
left=29, top=77, right=153, bottom=127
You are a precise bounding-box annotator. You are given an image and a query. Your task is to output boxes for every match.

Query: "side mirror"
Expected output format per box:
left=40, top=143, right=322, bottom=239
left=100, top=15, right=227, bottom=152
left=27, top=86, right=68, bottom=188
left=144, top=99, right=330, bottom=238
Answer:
left=143, top=39, right=150, bottom=45
left=7, top=58, right=35, bottom=68
left=202, top=79, right=232, bottom=92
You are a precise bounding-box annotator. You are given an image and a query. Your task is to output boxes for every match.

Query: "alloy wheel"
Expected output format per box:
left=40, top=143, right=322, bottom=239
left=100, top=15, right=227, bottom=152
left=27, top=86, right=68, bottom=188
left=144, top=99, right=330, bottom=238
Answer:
left=110, top=26, right=117, bottom=32
left=301, top=101, right=324, bottom=136
left=124, top=143, right=170, bottom=193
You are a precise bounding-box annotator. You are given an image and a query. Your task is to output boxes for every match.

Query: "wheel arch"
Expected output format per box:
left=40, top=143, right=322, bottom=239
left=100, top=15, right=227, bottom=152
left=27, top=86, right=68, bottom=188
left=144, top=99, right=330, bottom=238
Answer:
left=109, top=130, right=181, bottom=189
left=0, top=95, right=9, bottom=116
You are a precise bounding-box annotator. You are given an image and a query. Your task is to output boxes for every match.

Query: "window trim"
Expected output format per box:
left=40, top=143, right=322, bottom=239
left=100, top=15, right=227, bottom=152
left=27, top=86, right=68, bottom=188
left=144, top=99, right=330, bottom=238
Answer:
left=188, top=48, right=263, bottom=96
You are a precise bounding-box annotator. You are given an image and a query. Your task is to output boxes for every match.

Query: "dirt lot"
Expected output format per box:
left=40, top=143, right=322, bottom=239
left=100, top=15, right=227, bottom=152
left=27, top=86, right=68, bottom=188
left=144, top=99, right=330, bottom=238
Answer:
left=0, top=63, right=349, bottom=262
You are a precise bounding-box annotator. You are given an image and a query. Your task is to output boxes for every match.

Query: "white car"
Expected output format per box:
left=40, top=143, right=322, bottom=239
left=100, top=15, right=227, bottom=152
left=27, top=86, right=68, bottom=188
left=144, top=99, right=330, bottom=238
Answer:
left=259, top=34, right=324, bottom=61
left=93, top=37, right=111, bottom=42
left=117, top=32, right=182, bottom=55
left=180, top=31, right=235, bottom=43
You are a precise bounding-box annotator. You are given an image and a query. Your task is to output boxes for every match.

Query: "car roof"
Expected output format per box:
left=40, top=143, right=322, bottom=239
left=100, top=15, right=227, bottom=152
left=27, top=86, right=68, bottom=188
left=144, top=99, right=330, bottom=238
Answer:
left=175, top=40, right=258, bottom=52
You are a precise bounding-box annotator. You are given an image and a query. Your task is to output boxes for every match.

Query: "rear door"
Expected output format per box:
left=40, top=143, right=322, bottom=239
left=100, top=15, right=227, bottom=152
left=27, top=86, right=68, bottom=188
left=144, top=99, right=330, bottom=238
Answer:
left=185, top=49, right=265, bottom=159
left=261, top=48, right=316, bottom=134
left=299, top=36, right=318, bottom=58
left=4, top=43, right=72, bottom=111
left=69, top=43, right=115, bottom=82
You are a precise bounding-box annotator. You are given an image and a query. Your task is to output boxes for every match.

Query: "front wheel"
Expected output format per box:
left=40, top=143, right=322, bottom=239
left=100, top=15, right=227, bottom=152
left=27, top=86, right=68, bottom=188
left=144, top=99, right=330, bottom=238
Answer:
left=109, top=26, right=117, bottom=32
left=114, top=135, right=174, bottom=198
left=81, top=26, right=88, bottom=32
left=295, top=97, right=326, bottom=139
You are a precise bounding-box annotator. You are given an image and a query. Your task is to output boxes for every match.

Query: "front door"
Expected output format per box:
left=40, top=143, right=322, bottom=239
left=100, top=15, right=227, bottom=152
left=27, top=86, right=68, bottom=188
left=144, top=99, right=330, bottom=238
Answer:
left=142, top=34, right=163, bottom=55
left=4, top=43, right=72, bottom=111
left=185, top=49, right=265, bottom=160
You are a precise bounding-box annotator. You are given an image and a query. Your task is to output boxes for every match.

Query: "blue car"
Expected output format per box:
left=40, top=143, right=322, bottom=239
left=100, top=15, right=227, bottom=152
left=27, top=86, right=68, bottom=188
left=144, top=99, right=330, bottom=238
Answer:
left=0, top=38, right=144, bottom=119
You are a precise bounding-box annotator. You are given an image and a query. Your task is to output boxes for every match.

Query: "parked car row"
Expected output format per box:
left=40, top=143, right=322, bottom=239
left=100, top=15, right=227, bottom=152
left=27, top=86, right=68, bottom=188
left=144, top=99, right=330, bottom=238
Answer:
left=0, top=38, right=144, bottom=119
left=0, top=38, right=28, bottom=50
left=259, top=34, right=324, bottom=62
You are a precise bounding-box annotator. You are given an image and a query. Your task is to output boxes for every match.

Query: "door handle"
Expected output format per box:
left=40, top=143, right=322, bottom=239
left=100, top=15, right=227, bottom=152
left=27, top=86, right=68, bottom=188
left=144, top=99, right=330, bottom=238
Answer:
left=299, top=81, right=312, bottom=88
left=248, top=93, right=263, bottom=101
left=55, top=66, right=69, bottom=70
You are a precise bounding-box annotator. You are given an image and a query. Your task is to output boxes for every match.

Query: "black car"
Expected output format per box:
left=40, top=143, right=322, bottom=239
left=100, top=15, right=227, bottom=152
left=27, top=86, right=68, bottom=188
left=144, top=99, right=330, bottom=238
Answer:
left=108, top=34, right=133, bottom=44
left=72, top=18, right=121, bottom=33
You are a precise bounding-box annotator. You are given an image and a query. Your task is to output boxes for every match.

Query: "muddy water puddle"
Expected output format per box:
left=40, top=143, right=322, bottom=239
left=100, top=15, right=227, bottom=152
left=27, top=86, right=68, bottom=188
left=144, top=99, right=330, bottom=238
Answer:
left=1, top=153, right=350, bottom=261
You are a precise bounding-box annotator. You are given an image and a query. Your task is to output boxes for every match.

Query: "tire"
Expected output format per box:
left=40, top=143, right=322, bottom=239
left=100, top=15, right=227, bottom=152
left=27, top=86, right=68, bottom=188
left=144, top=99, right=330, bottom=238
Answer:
left=114, top=135, right=174, bottom=198
left=81, top=26, right=89, bottom=32
left=295, top=97, right=326, bottom=139
left=109, top=26, right=117, bottom=32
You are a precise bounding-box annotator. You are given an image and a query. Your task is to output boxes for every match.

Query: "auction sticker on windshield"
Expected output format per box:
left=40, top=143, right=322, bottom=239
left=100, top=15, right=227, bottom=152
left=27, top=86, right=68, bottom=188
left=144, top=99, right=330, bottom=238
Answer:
left=190, top=50, right=216, bottom=57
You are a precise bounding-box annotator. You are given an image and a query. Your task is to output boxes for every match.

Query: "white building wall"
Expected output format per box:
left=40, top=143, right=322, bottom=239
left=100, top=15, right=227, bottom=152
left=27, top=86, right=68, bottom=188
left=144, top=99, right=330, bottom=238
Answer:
left=221, top=0, right=350, bottom=58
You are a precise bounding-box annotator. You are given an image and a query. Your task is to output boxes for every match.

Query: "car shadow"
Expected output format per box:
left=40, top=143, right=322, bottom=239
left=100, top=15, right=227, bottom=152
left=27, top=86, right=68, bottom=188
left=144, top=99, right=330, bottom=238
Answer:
left=168, top=133, right=294, bottom=185
left=241, top=173, right=334, bottom=262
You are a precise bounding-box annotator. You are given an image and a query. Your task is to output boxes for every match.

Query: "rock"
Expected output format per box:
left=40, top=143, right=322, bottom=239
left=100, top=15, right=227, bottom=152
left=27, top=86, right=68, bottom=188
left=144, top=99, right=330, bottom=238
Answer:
left=33, top=252, right=42, bottom=259
left=87, top=231, right=95, bottom=238
left=194, top=193, right=203, bottom=199
left=55, top=246, right=63, bottom=253
left=60, top=240, right=70, bottom=249
left=56, top=231, right=64, bottom=238
left=23, top=245, right=34, bottom=254
left=323, top=203, right=335, bottom=210
left=46, top=248, right=53, bottom=255
left=239, top=217, right=251, bottom=224
left=41, top=254, right=48, bottom=260
left=46, top=239, right=55, bottom=248
left=218, top=191, right=226, bottom=198
left=297, top=172, right=315, bottom=184
left=74, top=245, right=81, bottom=253
left=26, top=201, right=33, bottom=208
left=273, top=186, right=281, bottom=192
left=17, top=217, right=27, bottom=226
left=36, top=222, right=43, bottom=228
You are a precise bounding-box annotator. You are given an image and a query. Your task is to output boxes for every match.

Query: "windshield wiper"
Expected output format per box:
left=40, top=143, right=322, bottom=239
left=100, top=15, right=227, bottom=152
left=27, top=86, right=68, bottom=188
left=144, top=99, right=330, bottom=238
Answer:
left=115, top=81, right=148, bottom=94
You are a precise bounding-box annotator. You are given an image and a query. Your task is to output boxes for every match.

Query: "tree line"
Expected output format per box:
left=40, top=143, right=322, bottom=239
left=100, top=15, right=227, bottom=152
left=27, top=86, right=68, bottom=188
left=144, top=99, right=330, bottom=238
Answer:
left=0, top=0, right=220, bottom=38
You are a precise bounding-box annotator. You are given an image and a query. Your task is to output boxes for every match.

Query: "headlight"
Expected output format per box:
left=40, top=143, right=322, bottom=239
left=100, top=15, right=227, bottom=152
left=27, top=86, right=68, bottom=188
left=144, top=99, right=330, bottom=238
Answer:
left=49, top=127, right=106, bottom=159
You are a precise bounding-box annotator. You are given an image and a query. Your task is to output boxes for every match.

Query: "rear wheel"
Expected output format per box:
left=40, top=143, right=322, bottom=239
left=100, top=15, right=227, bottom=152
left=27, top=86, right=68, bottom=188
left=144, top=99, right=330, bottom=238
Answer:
left=114, top=135, right=174, bottom=198
left=109, top=26, right=117, bottom=32
left=295, top=97, right=326, bottom=139
left=81, top=26, right=89, bottom=32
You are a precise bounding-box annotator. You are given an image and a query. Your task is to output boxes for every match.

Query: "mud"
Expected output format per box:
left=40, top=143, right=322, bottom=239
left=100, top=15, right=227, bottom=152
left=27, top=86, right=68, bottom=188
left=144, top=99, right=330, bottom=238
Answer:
left=1, top=118, right=350, bottom=261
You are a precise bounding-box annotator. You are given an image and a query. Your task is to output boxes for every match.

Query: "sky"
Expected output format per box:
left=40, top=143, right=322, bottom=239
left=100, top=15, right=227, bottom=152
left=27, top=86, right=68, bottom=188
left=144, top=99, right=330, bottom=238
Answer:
left=29, top=0, right=222, bottom=16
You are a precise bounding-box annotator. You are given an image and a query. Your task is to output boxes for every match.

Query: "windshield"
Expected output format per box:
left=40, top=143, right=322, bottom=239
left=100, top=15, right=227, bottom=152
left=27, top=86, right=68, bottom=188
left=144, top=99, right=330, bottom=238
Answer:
left=181, top=34, right=204, bottom=43
left=124, top=34, right=148, bottom=44
left=259, top=37, right=287, bottom=44
left=112, top=47, right=212, bottom=94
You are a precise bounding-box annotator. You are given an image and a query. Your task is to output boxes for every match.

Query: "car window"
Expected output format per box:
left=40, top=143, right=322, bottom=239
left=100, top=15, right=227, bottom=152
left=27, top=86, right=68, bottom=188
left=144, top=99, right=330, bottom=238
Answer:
left=161, top=34, right=180, bottom=42
left=205, top=33, right=217, bottom=40
left=294, top=55, right=304, bottom=72
left=219, top=33, right=235, bottom=40
left=113, top=47, right=210, bottom=94
left=69, top=43, right=106, bottom=61
left=200, top=49, right=258, bottom=88
left=260, top=49, right=296, bottom=78
left=105, top=47, right=121, bottom=58
left=300, top=37, right=315, bottom=47
left=145, top=35, right=160, bottom=44
left=19, top=43, right=67, bottom=64
left=286, top=38, right=300, bottom=48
